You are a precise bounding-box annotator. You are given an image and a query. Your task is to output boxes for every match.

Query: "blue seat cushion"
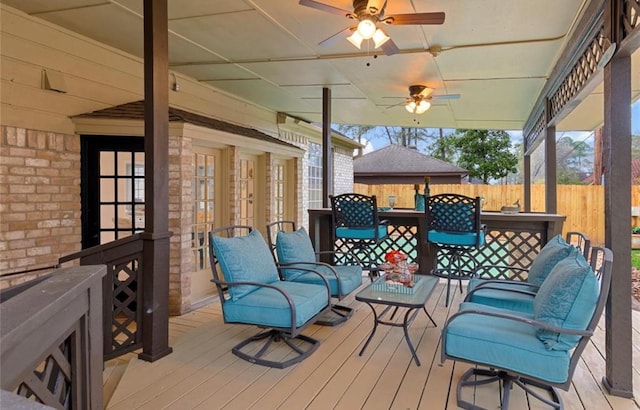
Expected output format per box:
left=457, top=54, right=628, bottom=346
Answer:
left=527, top=234, right=573, bottom=286
left=534, top=252, right=598, bottom=350
left=223, top=281, right=329, bottom=328
left=211, top=229, right=280, bottom=301
left=444, top=302, right=571, bottom=384
left=282, top=264, right=362, bottom=296
left=427, top=230, right=484, bottom=247
left=467, top=283, right=536, bottom=313
left=336, top=225, right=387, bottom=240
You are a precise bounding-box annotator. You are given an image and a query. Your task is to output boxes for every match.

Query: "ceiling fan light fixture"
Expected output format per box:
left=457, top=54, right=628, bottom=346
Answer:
left=347, top=31, right=364, bottom=48
left=356, top=18, right=376, bottom=39
left=416, top=99, right=431, bottom=114
left=372, top=28, right=390, bottom=48
left=405, top=101, right=417, bottom=113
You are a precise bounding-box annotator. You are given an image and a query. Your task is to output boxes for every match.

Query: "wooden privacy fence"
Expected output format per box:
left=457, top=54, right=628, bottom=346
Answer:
left=353, top=184, right=625, bottom=245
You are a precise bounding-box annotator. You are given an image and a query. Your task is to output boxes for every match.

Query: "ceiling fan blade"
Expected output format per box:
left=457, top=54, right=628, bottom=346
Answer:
left=318, top=26, right=354, bottom=46
left=366, top=0, right=386, bottom=15
left=385, top=12, right=445, bottom=25
left=298, top=0, right=352, bottom=17
left=380, top=38, right=400, bottom=55
left=382, top=100, right=407, bottom=110
left=431, top=93, right=461, bottom=100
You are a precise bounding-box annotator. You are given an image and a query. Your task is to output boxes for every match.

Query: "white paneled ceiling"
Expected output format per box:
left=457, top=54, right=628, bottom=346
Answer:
left=6, top=0, right=635, bottom=131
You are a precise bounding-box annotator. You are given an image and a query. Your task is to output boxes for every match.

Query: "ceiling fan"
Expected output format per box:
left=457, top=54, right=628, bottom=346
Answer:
left=384, top=85, right=460, bottom=114
left=299, top=0, right=445, bottom=55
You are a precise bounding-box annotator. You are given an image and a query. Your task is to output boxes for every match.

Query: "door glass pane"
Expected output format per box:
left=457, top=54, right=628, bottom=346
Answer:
left=100, top=178, right=115, bottom=202
left=100, top=152, right=115, bottom=176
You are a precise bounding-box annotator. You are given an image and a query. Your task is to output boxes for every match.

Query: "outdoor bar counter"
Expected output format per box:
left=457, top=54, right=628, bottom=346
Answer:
left=308, top=208, right=566, bottom=274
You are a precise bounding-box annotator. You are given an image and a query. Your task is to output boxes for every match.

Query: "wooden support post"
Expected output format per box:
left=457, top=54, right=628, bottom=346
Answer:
left=544, top=101, right=557, bottom=213
left=523, top=154, right=531, bottom=212
left=140, top=0, right=172, bottom=362
left=602, top=1, right=633, bottom=394
left=322, top=87, right=333, bottom=207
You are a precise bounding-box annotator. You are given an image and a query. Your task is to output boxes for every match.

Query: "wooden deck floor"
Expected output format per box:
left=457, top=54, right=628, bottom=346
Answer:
left=104, top=279, right=640, bottom=409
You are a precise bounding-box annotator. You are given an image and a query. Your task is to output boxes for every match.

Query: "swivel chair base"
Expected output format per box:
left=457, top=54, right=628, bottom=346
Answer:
left=456, top=367, right=562, bottom=410
left=232, top=329, right=320, bottom=369
left=315, top=304, right=354, bottom=326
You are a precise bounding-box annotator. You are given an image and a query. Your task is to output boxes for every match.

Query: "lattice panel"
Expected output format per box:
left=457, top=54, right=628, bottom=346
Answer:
left=549, top=28, right=606, bottom=120
left=15, top=333, right=74, bottom=408
left=111, top=259, right=140, bottom=355
left=524, top=111, right=545, bottom=152
left=334, top=224, right=419, bottom=267
left=333, top=226, right=543, bottom=278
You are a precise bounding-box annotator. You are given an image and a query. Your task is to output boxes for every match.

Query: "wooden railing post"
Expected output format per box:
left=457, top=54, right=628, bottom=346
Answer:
left=0, top=265, right=106, bottom=409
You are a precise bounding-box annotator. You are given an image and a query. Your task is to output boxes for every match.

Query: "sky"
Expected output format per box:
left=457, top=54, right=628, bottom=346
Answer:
left=359, top=99, right=640, bottom=154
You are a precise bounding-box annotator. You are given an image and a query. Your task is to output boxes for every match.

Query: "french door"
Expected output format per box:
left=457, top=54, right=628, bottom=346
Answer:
left=81, top=135, right=144, bottom=248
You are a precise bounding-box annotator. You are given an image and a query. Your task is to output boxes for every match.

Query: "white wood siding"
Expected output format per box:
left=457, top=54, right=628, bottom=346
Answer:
left=0, top=4, right=279, bottom=136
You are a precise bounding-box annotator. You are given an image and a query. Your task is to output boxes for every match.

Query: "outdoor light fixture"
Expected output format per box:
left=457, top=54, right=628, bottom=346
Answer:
left=405, top=99, right=431, bottom=114
left=346, top=17, right=390, bottom=49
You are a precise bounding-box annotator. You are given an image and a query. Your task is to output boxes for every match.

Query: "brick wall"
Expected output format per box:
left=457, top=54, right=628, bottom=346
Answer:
left=168, top=135, right=193, bottom=315
left=333, top=146, right=355, bottom=195
left=0, top=126, right=81, bottom=287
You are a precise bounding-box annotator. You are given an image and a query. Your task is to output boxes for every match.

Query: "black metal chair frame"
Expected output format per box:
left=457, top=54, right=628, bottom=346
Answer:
left=329, top=193, right=389, bottom=280
left=208, top=225, right=332, bottom=368
left=425, top=193, right=486, bottom=307
left=266, top=220, right=363, bottom=326
left=442, top=246, right=612, bottom=409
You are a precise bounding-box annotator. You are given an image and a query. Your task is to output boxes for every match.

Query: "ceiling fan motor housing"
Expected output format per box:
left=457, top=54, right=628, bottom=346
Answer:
left=409, top=85, right=427, bottom=97
left=353, top=0, right=385, bottom=17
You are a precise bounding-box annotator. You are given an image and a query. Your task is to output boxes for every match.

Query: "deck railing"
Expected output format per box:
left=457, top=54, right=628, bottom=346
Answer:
left=0, top=265, right=106, bottom=409
left=59, top=234, right=145, bottom=361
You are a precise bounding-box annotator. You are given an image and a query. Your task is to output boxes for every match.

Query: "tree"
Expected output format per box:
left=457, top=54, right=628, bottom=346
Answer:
left=556, top=136, right=592, bottom=185
left=451, top=129, right=519, bottom=184
left=382, top=126, right=435, bottom=148
left=428, top=128, right=459, bottom=163
left=335, top=124, right=375, bottom=156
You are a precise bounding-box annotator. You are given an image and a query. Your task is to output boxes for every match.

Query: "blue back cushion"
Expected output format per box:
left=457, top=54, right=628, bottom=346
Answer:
left=276, top=228, right=317, bottom=280
left=527, top=234, right=574, bottom=286
left=533, top=251, right=598, bottom=350
left=211, top=229, right=280, bottom=301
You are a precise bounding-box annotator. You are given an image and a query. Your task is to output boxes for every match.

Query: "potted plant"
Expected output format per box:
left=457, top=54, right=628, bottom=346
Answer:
left=632, top=226, right=640, bottom=249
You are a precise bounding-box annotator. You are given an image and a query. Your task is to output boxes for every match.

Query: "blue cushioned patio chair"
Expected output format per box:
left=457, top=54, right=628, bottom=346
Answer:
left=266, top=221, right=363, bottom=326
left=465, top=232, right=590, bottom=313
left=441, top=246, right=612, bottom=410
left=425, top=193, right=486, bottom=307
left=330, top=193, right=389, bottom=281
left=208, top=225, right=332, bottom=368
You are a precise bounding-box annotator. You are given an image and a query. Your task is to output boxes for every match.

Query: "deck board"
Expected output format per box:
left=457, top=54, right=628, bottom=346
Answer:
left=105, top=279, right=640, bottom=409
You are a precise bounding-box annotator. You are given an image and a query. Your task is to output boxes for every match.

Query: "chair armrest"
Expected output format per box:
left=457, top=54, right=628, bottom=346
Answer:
left=441, top=308, right=593, bottom=363
left=464, top=282, right=538, bottom=302
left=278, top=260, right=345, bottom=297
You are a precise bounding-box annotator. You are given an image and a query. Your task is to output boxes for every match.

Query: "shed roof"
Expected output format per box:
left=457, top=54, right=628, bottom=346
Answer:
left=354, top=144, right=468, bottom=177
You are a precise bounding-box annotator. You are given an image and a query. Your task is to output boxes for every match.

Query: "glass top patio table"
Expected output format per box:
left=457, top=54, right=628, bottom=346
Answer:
left=355, top=274, right=438, bottom=366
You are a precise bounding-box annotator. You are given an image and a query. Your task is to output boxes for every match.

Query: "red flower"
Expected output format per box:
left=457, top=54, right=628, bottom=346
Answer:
left=385, top=250, right=407, bottom=264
